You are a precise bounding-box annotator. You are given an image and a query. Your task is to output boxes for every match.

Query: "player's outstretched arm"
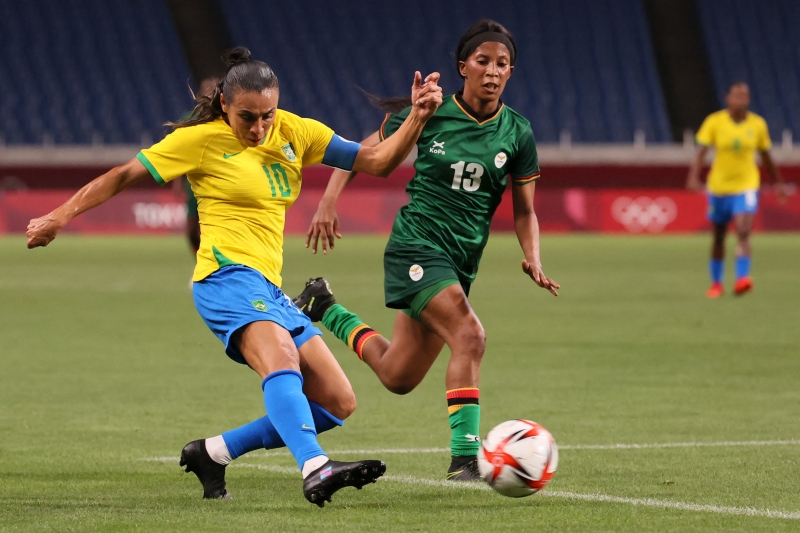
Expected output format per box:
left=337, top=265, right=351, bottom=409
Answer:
left=512, top=182, right=559, bottom=296
left=686, top=146, right=709, bottom=192
left=26, top=158, right=150, bottom=248
left=306, top=132, right=381, bottom=254
left=351, top=71, right=441, bottom=178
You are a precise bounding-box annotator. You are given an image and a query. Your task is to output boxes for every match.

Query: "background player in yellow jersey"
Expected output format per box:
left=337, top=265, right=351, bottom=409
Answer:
left=687, top=82, right=787, bottom=298
left=25, top=47, right=442, bottom=506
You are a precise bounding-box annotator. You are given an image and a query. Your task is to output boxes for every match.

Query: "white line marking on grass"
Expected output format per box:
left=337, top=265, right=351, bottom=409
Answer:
left=142, top=440, right=800, bottom=462
left=559, top=439, right=800, bottom=450
left=189, top=439, right=800, bottom=458
left=145, top=457, right=800, bottom=520
left=541, top=491, right=800, bottom=520
left=232, top=463, right=800, bottom=520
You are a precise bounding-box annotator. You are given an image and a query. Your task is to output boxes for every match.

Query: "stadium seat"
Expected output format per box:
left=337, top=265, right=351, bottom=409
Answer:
left=0, top=0, right=192, bottom=145
left=697, top=0, right=800, bottom=142
left=220, top=0, right=671, bottom=143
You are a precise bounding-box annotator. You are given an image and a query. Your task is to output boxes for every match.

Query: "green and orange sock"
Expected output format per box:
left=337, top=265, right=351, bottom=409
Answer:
left=321, top=304, right=380, bottom=360
left=447, top=388, right=481, bottom=456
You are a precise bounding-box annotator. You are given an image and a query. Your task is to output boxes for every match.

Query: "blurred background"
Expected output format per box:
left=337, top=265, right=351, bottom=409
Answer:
left=0, top=0, right=798, bottom=234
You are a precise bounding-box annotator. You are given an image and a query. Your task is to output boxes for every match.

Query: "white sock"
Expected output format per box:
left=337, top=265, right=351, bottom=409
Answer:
left=205, top=435, right=232, bottom=466
left=301, top=454, right=329, bottom=478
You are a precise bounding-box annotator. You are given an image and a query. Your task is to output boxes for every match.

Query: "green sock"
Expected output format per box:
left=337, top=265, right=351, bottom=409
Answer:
left=447, top=388, right=481, bottom=456
left=321, top=304, right=379, bottom=360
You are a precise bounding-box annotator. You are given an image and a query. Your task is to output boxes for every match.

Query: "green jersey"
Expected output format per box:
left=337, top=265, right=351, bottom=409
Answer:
left=380, top=94, right=540, bottom=283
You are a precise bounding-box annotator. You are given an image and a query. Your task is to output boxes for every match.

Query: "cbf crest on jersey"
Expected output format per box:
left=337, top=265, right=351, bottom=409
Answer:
left=281, top=143, right=297, bottom=162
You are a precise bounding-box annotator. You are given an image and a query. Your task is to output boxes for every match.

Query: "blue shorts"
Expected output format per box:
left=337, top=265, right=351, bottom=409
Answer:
left=192, top=265, right=322, bottom=365
left=707, top=190, right=759, bottom=225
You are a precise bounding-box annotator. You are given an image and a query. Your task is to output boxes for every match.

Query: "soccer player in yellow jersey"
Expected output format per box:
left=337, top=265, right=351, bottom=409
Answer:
left=26, top=47, right=443, bottom=506
left=687, top=82, right=787, bottom=298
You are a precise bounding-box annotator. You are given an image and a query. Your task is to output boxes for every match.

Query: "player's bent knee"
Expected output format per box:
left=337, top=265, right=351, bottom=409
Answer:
left=455, top=323, right=486, bottom=360
left=381, top=376, right=421, bottom=396
left=332, top=390, right=357, bottom=420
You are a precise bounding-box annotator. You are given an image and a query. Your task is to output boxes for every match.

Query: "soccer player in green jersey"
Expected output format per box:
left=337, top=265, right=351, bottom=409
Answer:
left=294, top=20, right=559, bottom=481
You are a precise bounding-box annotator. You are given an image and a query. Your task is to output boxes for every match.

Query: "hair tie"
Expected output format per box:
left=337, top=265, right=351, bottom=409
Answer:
left=459, top=31, right=516, bottom=65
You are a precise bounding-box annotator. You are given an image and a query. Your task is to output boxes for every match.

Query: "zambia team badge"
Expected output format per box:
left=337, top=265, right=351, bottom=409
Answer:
left=281, top=143, right=297, bottom=162
left=251, top=300, right=268, bottom=312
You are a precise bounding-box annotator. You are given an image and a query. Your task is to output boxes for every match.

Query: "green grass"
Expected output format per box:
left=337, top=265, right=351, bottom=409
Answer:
left=1, top=233, right=799, bottom=532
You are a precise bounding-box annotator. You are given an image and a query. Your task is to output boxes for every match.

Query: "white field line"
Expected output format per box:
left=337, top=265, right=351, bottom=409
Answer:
left=194, top=439, right=800, bottom=457
left=234, top=463, right=800, bottom=520
left=144, top=455, right=800, bottom=521
left=141, top=440, right=800, bottom=463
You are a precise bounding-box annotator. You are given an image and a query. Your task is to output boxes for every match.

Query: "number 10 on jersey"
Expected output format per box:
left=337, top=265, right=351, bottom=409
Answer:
left=451, top=161, right=484, bottom=191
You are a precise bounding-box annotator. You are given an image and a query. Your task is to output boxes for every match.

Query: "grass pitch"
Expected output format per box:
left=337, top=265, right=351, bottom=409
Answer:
left=0, top=233, right=799, bottom=532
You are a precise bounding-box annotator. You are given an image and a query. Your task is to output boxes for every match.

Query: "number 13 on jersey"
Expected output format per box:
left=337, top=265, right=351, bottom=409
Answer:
left=451, top=161, right=484, bottom=191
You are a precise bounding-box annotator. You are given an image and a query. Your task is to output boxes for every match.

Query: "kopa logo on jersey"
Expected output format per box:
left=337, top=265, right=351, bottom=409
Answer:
left=429, top=141, right=445, bottom=155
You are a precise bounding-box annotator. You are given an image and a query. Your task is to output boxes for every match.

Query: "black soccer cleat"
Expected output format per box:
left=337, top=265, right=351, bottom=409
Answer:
left=446, top=455, right=482, bottom=482
left=180, top=439, right=232, bottom=500
left=302, top=459, right=386, bottom=507
left=293, top=277, right=337, bottom=322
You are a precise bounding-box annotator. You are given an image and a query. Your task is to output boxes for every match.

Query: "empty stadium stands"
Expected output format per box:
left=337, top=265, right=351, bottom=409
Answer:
left=221, top=0, right=672, bottom=143
left=697, top=0, right=800, bottom=142
left=1, top=0, right=717, bottom=146
left=0, top=0, right=192, bottom=145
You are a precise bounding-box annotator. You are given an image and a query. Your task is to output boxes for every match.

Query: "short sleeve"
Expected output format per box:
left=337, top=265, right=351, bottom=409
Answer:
left=695, top=114, right=716, bottom=147
left=378, top=107, right=411, bottom=141
left=137, top=126, right=210, bottom=185
left=509, top=127, right=540, bottom=185
left=757, top=117, right=772, bottom=151
left=297, top=118, right=335, bottom=167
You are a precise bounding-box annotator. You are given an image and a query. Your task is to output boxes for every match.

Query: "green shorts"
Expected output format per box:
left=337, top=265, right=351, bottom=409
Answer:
left=384, top=240, right=471, bottom=320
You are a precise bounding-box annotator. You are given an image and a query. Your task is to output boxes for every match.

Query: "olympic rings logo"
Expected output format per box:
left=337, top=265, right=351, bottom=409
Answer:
left=611, top=196, right=677, bottom=233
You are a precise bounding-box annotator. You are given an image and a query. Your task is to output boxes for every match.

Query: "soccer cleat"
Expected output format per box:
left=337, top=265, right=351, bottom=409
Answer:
left=734, top=276, right=754, bottom=296
left=293, top=277, right=337, bottom=322
left=180, top=439, right=232, bottom=500
left=302, top=459, right=386, bottom=507
left=446, top=455, right=482, bottom=482
left=706, top=282, right=724, bottom=299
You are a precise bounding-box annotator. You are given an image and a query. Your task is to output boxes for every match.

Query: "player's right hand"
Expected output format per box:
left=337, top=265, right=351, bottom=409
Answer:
left=306, top=200, right=341, bottom=254
left=410, top=71, right=443, bottom=121
left=522, top=260, right=560, bottom=297
left=26, top=214, right=64, bottom=248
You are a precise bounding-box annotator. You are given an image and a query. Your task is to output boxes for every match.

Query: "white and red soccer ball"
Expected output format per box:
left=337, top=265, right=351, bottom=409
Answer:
left=477, top=419, right=558, bottom=498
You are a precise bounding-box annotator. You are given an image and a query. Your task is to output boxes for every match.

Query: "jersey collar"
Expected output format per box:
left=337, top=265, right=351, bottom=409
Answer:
left=453, top=91, right=504, bottom=125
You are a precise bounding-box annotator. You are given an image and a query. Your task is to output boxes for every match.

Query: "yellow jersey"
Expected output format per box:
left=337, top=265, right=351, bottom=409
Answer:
left=696, top=110, right=772, bottom=195
left=137, top=112, right=334, bottom=286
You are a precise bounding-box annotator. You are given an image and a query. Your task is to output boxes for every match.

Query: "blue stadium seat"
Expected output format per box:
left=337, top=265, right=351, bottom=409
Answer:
left=0, top=0, right=192, bottom=145
left=697, top=0, right=800, bottom=142
left=221, top=0, right=671, bottom=143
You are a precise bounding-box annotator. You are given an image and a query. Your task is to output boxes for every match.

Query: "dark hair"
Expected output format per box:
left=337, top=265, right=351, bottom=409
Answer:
left=364, top=19, right=517, bottom=113
left=168, top=47, right=279, bottom=129
left=727, top=81, right=749, bottom=93
left=455, top=19, right=516, bottom=78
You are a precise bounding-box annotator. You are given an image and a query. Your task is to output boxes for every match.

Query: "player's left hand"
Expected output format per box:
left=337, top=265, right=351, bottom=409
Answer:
left=306, top=199, right=341, bottom=254
left=522, top=260, right=559, bottom=296
left=410, top=71, right=442, bottom=121
left=26, top=213, right=64, bottom=248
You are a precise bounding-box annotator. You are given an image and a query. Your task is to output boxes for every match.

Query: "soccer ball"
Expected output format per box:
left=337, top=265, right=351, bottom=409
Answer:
left=477, top=419, right=558, bottom=497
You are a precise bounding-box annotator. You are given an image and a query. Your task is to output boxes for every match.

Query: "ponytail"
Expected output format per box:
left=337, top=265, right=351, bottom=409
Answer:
left=167, top=47, right=279, bottom=129
left=359, top=88, right=412, bottom=114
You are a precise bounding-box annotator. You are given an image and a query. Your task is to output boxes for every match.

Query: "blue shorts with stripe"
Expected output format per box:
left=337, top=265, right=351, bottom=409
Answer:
left=192, top=265, right=321, bottom=365
left=707, top=190, right=759, bottom=225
